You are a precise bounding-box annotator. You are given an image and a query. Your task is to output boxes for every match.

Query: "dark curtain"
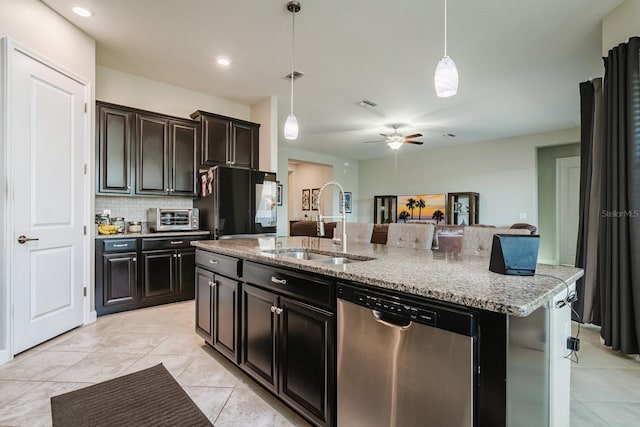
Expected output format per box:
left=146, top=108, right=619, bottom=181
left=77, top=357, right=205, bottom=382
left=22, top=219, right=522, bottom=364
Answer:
left=575, top=78, right=603, bottom=323
left=597, top=37, right=640, bottom=354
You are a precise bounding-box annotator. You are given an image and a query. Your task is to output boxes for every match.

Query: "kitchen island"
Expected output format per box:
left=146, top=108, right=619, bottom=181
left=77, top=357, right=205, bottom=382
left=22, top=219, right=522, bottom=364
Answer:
left=192, top=236, right=583, bottom=427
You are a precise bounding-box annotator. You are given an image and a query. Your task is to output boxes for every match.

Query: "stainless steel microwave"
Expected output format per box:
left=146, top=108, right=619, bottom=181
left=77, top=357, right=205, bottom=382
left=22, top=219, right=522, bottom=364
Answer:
left=148, top=208, right=199, bottom=232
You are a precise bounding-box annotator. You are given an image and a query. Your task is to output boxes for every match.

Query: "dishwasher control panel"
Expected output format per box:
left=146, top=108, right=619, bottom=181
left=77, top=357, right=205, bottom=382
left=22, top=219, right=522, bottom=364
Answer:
left=354, top=292, right=437, bottom=326
left=338, top=282, right=477, bottom=337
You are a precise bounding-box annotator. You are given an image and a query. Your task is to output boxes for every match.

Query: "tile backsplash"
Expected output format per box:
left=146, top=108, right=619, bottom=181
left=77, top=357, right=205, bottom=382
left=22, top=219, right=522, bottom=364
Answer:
left=95, top=196, right=194, bottom=222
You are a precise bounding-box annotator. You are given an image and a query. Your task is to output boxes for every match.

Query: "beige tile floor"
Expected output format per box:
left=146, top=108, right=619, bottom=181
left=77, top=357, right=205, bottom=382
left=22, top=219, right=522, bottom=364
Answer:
left=0, top=301, right=310, bottom=427
left=0, top=301, right=638, bottom=426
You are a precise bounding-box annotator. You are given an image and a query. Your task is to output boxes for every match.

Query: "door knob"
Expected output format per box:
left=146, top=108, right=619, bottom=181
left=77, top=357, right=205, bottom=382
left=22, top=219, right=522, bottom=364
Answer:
left=17, top=235, right=39, bottom=244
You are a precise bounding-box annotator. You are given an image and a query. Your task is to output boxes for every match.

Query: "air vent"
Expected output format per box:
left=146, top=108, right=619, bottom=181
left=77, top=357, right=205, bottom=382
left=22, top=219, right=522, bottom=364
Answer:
left=357, top=99, right=378, bottom=108
left=284, top=70, right=305, bottom=80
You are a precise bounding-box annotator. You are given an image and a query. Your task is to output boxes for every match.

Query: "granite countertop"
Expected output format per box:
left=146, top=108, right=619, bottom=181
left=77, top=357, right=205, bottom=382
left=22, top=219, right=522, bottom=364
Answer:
left=96, top=230, right=211, bottom=240
left=192, top=236, right=584, bottom=317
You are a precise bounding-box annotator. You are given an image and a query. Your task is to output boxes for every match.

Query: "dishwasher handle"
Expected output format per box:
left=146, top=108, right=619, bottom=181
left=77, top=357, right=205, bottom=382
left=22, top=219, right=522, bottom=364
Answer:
left=371, top=310, right=412, bottom=330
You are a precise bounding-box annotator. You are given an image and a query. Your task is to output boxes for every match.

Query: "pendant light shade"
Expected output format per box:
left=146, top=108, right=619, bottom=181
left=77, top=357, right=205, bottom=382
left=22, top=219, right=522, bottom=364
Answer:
left=434, top=55, right=458, bottom=98
left=284, top=1, right=301, bottom=140
left=284, top=114, right=299, bottom=139
left=434, top=0, right=458, bottom=98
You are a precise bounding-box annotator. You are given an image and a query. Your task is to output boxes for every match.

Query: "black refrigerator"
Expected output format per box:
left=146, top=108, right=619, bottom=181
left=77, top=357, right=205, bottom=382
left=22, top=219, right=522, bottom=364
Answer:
left=194, top=165, right=277, bottom=239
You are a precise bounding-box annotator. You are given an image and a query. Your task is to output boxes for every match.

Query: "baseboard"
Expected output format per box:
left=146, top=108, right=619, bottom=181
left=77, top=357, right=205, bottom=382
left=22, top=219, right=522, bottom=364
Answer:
left=0, top=348, right=11, bottom=366
left=85, top=310, right=97, bottom=325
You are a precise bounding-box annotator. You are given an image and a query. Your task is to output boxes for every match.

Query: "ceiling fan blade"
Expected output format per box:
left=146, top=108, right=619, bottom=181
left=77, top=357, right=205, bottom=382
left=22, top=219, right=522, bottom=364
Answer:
left=404, top=140, right=424, bottom=145
left=363, top=139, right=385, bottom=144
left=403, top=133, right=423, bottom=139
left=379, top=133, right=389, bottom=138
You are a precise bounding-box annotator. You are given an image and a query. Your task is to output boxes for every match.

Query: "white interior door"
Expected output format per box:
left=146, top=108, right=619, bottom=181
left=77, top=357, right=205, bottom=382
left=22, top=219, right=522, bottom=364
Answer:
left=556, top=156, right=581, bottom=266
left=9, top=45, right=87, bottom=354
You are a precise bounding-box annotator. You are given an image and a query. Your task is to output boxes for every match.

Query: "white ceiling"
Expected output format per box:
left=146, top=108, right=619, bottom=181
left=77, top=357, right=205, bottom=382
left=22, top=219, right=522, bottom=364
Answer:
left=42, top=0, right=622, bottom=160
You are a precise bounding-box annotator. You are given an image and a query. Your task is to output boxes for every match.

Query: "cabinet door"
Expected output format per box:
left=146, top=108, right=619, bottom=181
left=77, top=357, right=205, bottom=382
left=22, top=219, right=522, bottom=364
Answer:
left=279, top=297, right=334, bottom=426
left=232, top=122, right=257, bottom=169
left=195, top=267, right=214, bottom=344
left=170, top=120, right=198, bottom=196
left=213, top=275, right=239, bottom=363
left=136, top=114, right=169, bottom=195
left=98, top=252, right=137, bottom=315
left=201, top=115, right=230, bottom=166
left=140, top=249, right=176, bottom=302
left=241, top=284, right=278, bottom=392
left=97, top=104, right=133, bottom=194
left=176, top=248, right=195, bottom=299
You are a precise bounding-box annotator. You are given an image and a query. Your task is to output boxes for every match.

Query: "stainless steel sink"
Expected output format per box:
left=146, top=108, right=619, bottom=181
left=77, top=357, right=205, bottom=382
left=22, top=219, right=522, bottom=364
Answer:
left=313, top=257, right=355, bottom=265
left=262, top=248, right=374, bottom=264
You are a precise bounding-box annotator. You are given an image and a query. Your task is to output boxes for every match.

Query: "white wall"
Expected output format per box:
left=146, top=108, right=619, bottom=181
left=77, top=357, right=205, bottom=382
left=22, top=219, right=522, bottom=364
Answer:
left=277, top=146, right=359, bottom=235
left=96, top=66, right=250, bottom=120
left=359, top=128, right=580, bottom=228
left=0, top=0, right=96, bottom=363
left=602, top=0, right=640, bottom=55
left=287, top=163, right=334, bottom=222
left=251, top=96, right=278, bottom=173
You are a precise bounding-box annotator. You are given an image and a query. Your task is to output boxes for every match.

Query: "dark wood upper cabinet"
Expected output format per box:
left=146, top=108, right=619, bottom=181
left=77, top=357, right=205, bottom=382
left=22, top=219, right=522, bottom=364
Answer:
left=135, top=113, right=198, bottom=197
left=96, top=101, right=198, bottom=197
left=170, top=120, right=198, bottom=196
left=96, top=103, right=134, bottom=194
left=191, top=110, right=259, bottom=170
left=136, top=113, right=169, bottom=195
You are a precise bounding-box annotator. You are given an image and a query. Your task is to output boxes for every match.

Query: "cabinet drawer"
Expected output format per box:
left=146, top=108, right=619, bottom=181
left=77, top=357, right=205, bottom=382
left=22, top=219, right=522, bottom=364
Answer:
left=196, top=250, right=240, bottom=279
left=243, top=261, right=334, bottom=311
left=103, top=239, right=137, bottom=252
left=141, top=236, right=200, bottom=250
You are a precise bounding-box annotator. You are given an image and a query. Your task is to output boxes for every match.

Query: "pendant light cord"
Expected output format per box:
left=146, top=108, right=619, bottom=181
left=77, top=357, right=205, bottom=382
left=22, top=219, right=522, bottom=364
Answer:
left=444, top=0, right=448, bottom=56
left=290, top=9, right=296, bottom=115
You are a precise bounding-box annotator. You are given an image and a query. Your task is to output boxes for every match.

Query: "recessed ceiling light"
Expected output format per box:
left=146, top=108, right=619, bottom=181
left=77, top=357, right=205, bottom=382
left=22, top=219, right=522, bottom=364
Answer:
left=216, top=57, right=231, bottom=66
left=72, top=6, right=93, bottom=17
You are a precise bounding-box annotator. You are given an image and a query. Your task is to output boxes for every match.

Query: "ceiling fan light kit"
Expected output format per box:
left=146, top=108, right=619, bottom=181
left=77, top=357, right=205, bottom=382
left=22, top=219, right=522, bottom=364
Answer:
left=434, top=0, right=458, bottom=98
left=284, top=0, right=301, bottom=140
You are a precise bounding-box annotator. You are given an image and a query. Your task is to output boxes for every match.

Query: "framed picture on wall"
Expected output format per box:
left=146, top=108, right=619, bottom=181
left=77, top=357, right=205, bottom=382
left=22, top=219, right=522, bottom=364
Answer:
left=277, top=184, right=283, bottom=206
left=340, top=191, right=352, bottom=213
left=302, top=188, right=310, bottom=210
left=311, top=188, right=320, bottom=210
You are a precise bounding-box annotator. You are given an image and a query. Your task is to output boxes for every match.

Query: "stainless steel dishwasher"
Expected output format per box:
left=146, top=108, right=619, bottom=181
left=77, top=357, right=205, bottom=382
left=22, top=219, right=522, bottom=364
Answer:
left=337, top=283, right=478, bottom=427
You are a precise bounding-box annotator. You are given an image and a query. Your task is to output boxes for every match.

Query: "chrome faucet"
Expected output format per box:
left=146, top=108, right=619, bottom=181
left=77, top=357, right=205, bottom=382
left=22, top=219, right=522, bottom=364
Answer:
left=316, top=181, right=347, bottom=253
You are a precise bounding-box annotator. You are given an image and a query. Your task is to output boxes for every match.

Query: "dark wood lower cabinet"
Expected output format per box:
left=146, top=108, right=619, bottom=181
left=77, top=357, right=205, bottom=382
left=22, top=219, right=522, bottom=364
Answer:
left=240, top=283, right=334, bottom=426
left=99, top=251, right=137, bottom=314
left=96, top=235, right=205, bottom=316
left=195, top=267, right=214, bottom=343
left=241, top=284, right=278, bottom=390
left=213, top=275, right=239, bottom=362
left=279, top=297, right=333, bottom=425
left=140, top=248, right=194, bottom=306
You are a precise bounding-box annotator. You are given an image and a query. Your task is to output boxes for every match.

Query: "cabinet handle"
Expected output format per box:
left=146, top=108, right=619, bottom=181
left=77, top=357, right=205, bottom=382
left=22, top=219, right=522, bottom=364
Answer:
left=170, top=241, right=183, bottom=244
left=208, top=280, right=216, bottom=287
left=209, top=259, right=219, bottom=265
left=177, top=253, right=181, bottom=258
left=270, top=305, right=277, bottom=313
left=127, top=186, right=131, bottom=189
left=112, top=243, right=128, bottom=248
left=173, top=253, right=177, bottom=258
left=275, top=307, right=283, bottom=315
left=132, top=257, right=137, bottom=262
left=170, top=188, right=174, bottom=192
left=271, top=277, right=287, bottom=285
left=165, top=188, right=170, bottom=192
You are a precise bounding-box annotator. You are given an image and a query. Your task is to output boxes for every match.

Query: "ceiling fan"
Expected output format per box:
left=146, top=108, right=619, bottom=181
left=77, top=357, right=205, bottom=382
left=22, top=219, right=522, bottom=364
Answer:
left=364, top=125, right=423, bottom=150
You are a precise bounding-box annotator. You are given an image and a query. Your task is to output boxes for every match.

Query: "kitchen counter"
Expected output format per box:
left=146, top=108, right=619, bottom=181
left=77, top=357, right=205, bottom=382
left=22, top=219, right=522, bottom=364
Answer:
left=96, top=230, right=210, bottom=239
left=192, top=236, right=583, bottom=316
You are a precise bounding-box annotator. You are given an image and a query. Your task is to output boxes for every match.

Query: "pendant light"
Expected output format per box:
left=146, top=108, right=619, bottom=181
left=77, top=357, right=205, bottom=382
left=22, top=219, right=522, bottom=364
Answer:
left=434, top=0, right=458, bottom=97
left=284, top=1, right=301, bottom=140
